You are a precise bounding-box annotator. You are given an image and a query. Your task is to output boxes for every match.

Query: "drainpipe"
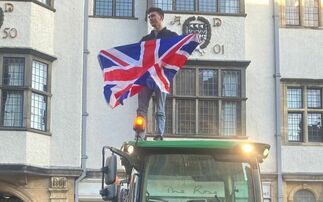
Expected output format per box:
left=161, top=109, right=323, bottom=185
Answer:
left=273, top=0, right=283, bottom=202
left=75, top=0, right=89, bottom=201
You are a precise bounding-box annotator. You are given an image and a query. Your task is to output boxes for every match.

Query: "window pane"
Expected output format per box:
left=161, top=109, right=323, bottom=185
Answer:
left=294, top=189, right=316, bottom=202
left=1, top=91, right=23, bottom=127
left=175, top=69, right=195, bottom=96
left=308, top=113, right=322, bottom=142
left=152, top=0, right=173, bottom=11
left=199, top=0, right=217, bottom=12
left=199, top=69, right=218, bottom=96
left=199, top=100, right=218, bottom=135
left=38, top=0, right=51, bottom=6
left=219, top=0, right=240, bottom=13
left=287, top=88, right=302, bottom=108
left=95, top=0, right=113, bottom=16
left=32, top=60, right=48, bottom=92
left=222, top=102, right=240, bottom=136
left=3, top=57, right=24, bottom=86
left=303, top=0, right=319, bottom=27
left=288, top=113, right=303, bottom=141
left=285, top=0, right=300, bottom=25
left=307, top=89, right=321, bottom=108
left=116, top=0, right=133, bottom=17
left=164, top=99, right=173, bottom=134
left=176, top=100, right=195, bottom=134
left=31, top=93, right=47, bottom=131
left=222, top=71, right=240, bottom=97
left=176, top=0, right=194, bottom=11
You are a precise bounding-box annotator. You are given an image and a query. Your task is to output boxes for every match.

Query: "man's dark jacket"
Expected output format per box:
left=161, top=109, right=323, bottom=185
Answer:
left=141, top=27, right=178, bottom=41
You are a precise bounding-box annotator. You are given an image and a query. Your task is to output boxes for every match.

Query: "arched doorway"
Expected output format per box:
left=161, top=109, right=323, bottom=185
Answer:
left=0, top=192, right=23, bottom=202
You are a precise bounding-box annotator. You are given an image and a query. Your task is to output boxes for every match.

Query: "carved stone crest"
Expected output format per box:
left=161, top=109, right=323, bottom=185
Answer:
left=182, top=16, right=211, bottom=49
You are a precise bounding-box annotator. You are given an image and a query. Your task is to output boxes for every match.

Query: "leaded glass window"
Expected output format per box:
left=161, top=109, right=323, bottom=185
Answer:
left=32, top=60, right=48, bottom=92
left=284, top=0, right=320, bottom=27
left=294, top=189, right=316, bottom=202
left=176, top=0, right=194, bottom=11
left=285, top=84, right=323, bottom=143
left=199, top=69, right=217, bottom=96
left=2, top=91, right=23, bottom=127
left=222, top=101, right=241, bottom=136
left=38, top=0, right=52, bottom=6
left=303, top=0, right=319, bottom=27
left=285, top=0, right=300, bottom=25
left=95, top=0, right=133, bottom=17
left=307, top=89, right=321, bottom=108
left=0, top=55, right=51, bottom=132
left=151, top=0, right=241, bottom=14
left=308, top=113, right=322, bottom=142
left=2, top=57, right=24, bottom=127
left=288, top=113, right=303, bottom=141
left=31, top=93, right=47, bottom=131
left=3, top=57, right=24, bottom=86
left=176, top=99, right=195, bottom=134
left=288, top=88, right=302, bottom=109
left=155, top=66, right=245, bottom=136
left=218, top=0, right=240, bottom=14
left=199, top=0, right=217, bottom=13
left=95, top=0, right=113, bottom=16
left=222, top=70, right=240, bottom=97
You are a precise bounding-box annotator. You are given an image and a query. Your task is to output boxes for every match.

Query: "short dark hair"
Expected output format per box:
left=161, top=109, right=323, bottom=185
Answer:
left=146, top=7, right=164, bottom=18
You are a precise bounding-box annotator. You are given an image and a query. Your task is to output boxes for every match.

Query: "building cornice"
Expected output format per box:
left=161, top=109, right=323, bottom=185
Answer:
left=0, top=164, right=82, bottom=177
left=283, top=173, right=323, bottom=181
left=0, top=47, right=57, bottom=62
left=281, top=78, right=323, bottom=83
left=186, top=60, right=251, bottom=68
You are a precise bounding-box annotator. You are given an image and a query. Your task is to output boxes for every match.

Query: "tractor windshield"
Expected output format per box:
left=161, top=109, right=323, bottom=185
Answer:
left=142, top=154, right=258, bottom=202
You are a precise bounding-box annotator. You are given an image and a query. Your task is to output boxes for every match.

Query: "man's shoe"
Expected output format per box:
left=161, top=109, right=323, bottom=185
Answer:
left=153, top=135, right=163, bottom=141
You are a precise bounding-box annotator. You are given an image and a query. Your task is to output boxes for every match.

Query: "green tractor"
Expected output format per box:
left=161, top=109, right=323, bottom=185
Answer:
left=100, top=136, right=270, bottom=202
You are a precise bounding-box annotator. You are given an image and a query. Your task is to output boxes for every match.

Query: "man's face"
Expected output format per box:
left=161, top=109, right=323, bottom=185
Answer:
left=148, top=11, right=163, bottom=28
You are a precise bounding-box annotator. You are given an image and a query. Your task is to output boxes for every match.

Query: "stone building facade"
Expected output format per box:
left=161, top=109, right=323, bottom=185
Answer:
left=0, top=0, right=322, bottom=201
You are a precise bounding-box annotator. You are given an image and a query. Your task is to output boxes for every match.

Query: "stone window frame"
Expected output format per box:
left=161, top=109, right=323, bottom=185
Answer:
left=281, top=79, right=323, bottom=145
left=93, top=0, right=136, bottom=18
left=0, top=48, right=56, bottom=135
left=281, top=0, right=322, bottom=28
left=147, top=0, right=246, bottom=15
left=149, top=60, right=249, bottom=137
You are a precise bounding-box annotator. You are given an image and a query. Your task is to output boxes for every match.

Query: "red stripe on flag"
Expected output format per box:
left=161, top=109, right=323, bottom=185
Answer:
left=114, top=84, right=132, bottom=99
left=154, top=64, right=170, bottom=92
left=142, top=40, right=156, bottom=68
left=104, top=66, right=143, bottom=81
left=163, top=54, right=188, bottom=67
left=130, top=85, right=143, bottom=96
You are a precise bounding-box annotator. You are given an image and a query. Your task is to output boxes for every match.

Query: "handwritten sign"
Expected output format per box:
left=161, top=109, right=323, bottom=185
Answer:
left=147, top=177, right=225, bottom=197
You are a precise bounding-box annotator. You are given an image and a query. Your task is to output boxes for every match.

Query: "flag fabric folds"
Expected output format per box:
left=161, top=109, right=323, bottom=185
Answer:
left=98, top=34, right=199, bottom=108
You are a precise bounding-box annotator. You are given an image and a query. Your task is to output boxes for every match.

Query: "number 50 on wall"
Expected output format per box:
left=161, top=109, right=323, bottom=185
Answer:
left=2, top=27, right=17, bottom=39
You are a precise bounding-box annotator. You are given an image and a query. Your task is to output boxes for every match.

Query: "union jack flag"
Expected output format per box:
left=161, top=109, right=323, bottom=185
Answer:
left=98, top=34, right=199, bottom=108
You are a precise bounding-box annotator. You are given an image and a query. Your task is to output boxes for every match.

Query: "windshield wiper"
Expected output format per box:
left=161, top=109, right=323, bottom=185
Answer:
left=147, top=197, right=168, bottom=202
left=186, top=195, right=221, bottom=202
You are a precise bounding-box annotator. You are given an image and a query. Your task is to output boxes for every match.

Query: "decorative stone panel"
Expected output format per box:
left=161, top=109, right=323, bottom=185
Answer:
left=49, top=177, right=68, bottom=202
